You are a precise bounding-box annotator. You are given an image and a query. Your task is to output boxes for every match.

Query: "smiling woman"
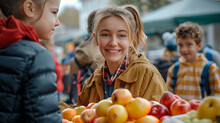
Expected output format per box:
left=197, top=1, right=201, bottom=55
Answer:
left=76, top=5, right=167, bottom=107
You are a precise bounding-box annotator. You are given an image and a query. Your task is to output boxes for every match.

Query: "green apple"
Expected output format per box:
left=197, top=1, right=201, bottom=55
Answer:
left=197, top=96, right=220, bottom=122
left=192, top=118, right=212, bottom=123
left=186, top=110, right=197, bottom=121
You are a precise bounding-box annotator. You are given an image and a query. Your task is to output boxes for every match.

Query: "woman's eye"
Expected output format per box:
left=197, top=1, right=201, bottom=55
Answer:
left=120, top=35, right=126, bottom=37
left=101, top=34, right=108, bottom=37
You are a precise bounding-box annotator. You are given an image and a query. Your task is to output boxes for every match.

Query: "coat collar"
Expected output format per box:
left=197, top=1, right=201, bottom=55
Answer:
left=90, top=53, right=149, bottom=84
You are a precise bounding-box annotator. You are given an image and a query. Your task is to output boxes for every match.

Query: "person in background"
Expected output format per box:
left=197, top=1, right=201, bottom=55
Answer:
left=69, top=9, right=100, bottom=104
left=77, top=5, right=167, bottom=106
left=61, top=56, right=72, bottom=95
left=166, top=21, right=220, bottom=101
left=70, top=9, right=99, bottom=79
left=199, top=44, right=220, bottom=68
left=0, top=0, right=62, bottom=122
left=60, top=56, right=72, bottom=103
left=40, top=39, right=64, bottom=101
left=65, top=42, right=76, bottom=58
left=153, top=32, right=179, bottom=81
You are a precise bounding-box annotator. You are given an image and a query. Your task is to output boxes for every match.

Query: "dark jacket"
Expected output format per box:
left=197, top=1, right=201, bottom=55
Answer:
left=153, top=55, right=179, bottom=81
left=0, top=40, right=62, bottom=123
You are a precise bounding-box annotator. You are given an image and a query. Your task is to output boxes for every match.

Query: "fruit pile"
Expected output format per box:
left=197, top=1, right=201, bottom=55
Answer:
left=157, top=92, right=220, bottom=123
left=61, top=89, right=220, bottom=123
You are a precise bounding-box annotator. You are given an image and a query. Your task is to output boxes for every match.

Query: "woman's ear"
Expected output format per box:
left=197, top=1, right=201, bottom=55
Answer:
left=93, top=33, right=98, bottom=46
left=22, top=0, right=36, bottom=18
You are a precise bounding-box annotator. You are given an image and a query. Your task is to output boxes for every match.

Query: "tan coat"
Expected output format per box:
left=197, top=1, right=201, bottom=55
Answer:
left=70, top=41, right=103, bottom=80
left=77, top=53, right=167, bottom=106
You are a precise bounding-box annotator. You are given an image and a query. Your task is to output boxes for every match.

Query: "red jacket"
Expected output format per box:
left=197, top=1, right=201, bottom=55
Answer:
left=52, top=55, right=64, bottom=93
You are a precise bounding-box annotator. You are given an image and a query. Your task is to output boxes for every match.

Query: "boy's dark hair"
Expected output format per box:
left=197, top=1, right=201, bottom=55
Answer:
left=175, top=21, right=203, bottom=45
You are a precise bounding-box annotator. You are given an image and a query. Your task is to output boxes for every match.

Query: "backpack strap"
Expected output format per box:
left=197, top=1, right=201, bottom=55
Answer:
left=200, top=61, right=212, bottom=98
left=205, top=49, right=213, bottom=61
left=172, top=61, right=180, bottom=92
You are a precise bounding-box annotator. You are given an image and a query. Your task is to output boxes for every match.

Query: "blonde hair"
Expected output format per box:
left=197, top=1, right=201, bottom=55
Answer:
left=92, top=5, right=147, bottom=63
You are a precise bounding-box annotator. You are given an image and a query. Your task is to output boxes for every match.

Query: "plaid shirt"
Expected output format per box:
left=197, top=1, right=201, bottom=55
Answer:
left=166, top=54, right=220, bottom=101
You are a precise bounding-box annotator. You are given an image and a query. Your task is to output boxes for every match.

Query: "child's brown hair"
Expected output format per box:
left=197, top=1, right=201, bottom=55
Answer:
left=175, top=21, right=203, bottom=45
left=0, top=0, right=47, bottom=20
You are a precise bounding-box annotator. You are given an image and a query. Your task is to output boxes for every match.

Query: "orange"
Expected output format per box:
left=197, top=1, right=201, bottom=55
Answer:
left=125, top=120, right=135, bottom=123
left=136, top=115, right=159, bottom=123
left=96, top=99, right=112, bottom=117
left=62, top=108, right=77, bottom=121
left=106, top=104, right=128, bottom=123
left=111, top=88, right=133, bottom=105
left=71, top=115, right=83, bottom=123
left=125, top=97, right=151, bottom=119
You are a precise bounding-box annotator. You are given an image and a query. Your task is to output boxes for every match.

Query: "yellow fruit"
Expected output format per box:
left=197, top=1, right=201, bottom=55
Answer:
left=197, top=96, right=220, bottom=122
left=80, top=109, right=96, bottom=123
left=94, top=116, right=107, bottom=123
left=96, top=99, right=113, bottom=117
left=91, top=103, right=99, bottom=109
left=125, top=97, right=151, bottom=119
left=111, top=88, right=133, bottom=105
left=62, top=108, right=77, bottom=121
left=74, top=105, right=87, bottom=115
left=106, top=104, right=128, bottom=123
left=136, top=115, right=159, bottom=123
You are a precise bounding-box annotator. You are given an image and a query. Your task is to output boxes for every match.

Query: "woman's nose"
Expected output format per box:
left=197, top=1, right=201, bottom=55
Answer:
left=109, top=35, right=117, bottom=46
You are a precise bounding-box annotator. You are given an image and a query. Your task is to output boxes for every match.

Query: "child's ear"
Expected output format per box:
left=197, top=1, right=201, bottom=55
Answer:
left=198, top=42, right=203, bottom=51
left=22, top=0, right=36, bottom=18
left=93, top=33, right=98, bottom=46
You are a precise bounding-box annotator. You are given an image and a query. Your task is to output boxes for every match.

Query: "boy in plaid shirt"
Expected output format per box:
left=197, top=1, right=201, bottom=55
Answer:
left=166, top=22, right=220, bottom=101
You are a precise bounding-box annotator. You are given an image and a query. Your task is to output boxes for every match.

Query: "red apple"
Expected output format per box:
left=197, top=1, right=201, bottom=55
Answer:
left=148, top=103, right=170, bottom=119
left=189, top=99, right=201, bottom=111
left=170, top=99, right=191, bottom=116
left=160, top=91, right=180, bottom=109
left=80, top=109, right=96, bottom=123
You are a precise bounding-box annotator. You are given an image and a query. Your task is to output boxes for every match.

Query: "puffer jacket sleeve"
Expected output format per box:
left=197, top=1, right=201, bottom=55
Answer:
left=23, top=46, right=62, bottom=123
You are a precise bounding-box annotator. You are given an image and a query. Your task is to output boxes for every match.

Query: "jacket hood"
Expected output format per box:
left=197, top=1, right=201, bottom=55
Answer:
left=0, top=16, right=39, bottom=49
